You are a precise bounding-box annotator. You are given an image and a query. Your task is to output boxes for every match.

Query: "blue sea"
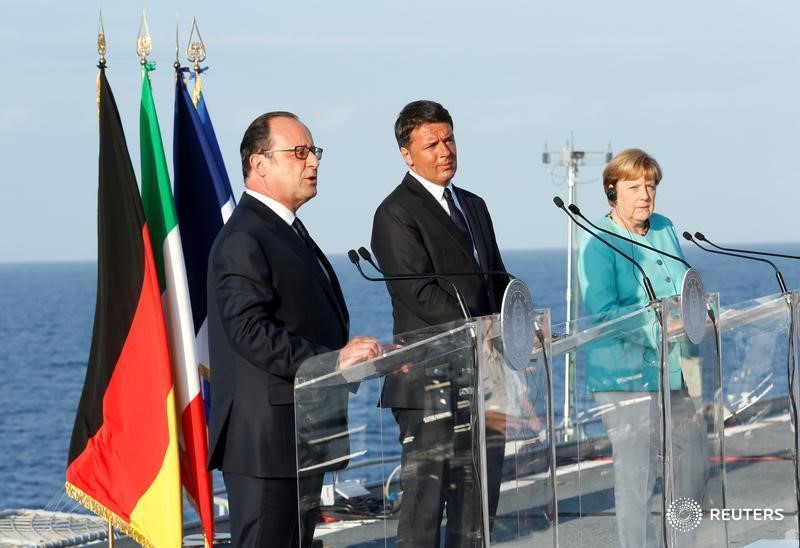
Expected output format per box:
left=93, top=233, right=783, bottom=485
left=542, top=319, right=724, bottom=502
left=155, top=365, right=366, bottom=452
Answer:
left=2, top=244, right=800, bottom=511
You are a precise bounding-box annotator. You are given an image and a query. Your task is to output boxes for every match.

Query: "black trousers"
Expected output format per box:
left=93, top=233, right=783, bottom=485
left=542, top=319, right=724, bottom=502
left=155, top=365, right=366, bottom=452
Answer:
left=393, top=409, right=505, bottom=548
left=223, top=472, right=323, bottom=548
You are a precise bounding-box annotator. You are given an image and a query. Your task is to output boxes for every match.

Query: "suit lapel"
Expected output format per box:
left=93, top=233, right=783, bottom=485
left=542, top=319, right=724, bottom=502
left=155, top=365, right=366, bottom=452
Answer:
left=402, top=175, right=477, bottom=264
left=309, top=240, right=349, bottom=334
left=458, top=192, right=503, bottom=313
left=457, top=190, right=490, bottom=270
left=241, top=195, right=349, bottom=334
left=293, top=232, right=349, bottom=334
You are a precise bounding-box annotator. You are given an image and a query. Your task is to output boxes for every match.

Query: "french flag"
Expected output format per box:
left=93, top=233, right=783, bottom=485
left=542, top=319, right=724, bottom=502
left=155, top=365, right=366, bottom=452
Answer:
left=173, top=69, right=236, bottom=431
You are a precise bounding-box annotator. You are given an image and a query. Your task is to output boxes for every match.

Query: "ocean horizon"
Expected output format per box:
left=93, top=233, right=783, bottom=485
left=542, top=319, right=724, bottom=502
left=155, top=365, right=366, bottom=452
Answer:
left=2, top=244, right=800, bottom=511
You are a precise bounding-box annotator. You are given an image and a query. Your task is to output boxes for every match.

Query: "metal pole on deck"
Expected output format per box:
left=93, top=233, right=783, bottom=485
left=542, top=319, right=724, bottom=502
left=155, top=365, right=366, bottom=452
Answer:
left=543, top=138, right=611, bottom=441
left=563, top=146, right=580, bottom=440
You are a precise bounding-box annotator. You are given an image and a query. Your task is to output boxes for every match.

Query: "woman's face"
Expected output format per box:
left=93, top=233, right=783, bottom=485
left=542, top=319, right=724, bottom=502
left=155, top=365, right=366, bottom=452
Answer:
left=612, top=174, right=656, bottom=231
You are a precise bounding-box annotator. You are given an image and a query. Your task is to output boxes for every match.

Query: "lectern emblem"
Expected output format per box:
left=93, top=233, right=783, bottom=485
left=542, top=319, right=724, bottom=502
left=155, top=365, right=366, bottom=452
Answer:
left=501, top=280, right=535, bottom=371
left=680, top=268, right=706, bottom=345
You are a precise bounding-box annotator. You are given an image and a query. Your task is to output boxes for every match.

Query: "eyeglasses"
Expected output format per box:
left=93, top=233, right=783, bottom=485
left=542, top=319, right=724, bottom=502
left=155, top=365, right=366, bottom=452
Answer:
left=260, top=145, right=323, bottom=161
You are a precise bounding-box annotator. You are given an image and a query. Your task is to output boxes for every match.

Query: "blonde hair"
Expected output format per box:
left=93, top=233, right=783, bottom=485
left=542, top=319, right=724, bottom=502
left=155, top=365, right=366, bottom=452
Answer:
left=602, top=148, right=662, bottom=204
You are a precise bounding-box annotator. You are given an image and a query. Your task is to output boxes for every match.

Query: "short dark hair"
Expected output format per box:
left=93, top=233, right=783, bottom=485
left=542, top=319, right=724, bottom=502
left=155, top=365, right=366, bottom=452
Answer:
left=239, top=111, right=298, bottom=179
left=394, top=100, right=453, bottom=149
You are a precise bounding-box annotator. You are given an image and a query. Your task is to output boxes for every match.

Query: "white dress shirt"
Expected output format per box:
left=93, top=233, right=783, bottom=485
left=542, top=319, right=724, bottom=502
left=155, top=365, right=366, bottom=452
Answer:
left=245, top=189, right=331, bottom=282
left=407, top=170, right=478, bottom=261
left=246, top=189, right=296, bottom=226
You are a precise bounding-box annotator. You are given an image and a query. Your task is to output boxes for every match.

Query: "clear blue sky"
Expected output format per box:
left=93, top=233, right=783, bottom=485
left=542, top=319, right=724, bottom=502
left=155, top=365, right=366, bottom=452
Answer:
left=2, top=0, right=799, bottom=263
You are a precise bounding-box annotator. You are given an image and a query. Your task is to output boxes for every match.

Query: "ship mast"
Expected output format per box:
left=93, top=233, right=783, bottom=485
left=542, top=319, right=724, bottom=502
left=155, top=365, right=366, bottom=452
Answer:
left=543, top=137, right=611, bottom=440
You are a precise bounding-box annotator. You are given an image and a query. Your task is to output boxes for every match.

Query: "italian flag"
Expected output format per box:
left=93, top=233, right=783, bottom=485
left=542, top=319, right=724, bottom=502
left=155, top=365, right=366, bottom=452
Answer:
left=66, top=67, right=182, bottom=547
left=139, top=63, right=214, bottom=545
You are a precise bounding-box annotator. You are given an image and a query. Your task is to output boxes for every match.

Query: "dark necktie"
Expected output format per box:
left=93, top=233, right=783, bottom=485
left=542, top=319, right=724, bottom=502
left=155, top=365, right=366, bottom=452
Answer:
left=292, top=217, right=332, bottom=284
left=292, top=217, right=314, bottom=250
left=292, top=217, right=348, bottom=327
left=443, top=187, right=474, bottom=248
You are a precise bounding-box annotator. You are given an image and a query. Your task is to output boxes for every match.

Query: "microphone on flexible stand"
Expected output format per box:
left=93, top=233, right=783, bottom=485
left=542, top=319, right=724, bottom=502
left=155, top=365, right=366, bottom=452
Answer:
left=357, top=246, right=515, bottom=281
left=567, top=204, right=720, bottom=325
left=347, top=249, right=471, bottom=321
left=691, top=233, right=799, bottom=511
left=356, top=247, right=382, bottom=272
left=558, top=195, right=667, bottom=536
left=682, top=232, right=789, bottom=294
left=567, top=203, right=693, bottom=269
left=694, top=232, right=800, bottom=261
left=553, top=196, right=658, bottom=303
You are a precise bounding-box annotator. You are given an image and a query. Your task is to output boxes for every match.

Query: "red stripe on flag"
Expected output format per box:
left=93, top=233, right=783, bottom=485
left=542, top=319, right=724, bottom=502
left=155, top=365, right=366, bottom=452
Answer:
left=180, top=393, right=214, bottom=541
left=66, top=226, right=173, bottom=521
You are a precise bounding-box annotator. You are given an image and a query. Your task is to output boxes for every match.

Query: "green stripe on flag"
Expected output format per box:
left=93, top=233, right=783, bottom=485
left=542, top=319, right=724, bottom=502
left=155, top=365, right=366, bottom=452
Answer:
left=140, top=64, right=177, bottom=291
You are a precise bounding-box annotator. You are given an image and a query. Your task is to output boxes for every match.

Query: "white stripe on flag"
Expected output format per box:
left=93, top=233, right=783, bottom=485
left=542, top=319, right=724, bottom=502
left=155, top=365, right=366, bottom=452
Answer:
left=162, top=226, right=202, bottom=427
left=221, top=196, right=235, bottom=224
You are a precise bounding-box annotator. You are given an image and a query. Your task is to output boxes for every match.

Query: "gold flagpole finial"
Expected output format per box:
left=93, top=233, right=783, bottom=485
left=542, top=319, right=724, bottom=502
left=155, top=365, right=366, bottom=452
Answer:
left=186, top=16, right=206, bottom=73
left=136, top=9, right=152, bottom=65
left=97, top=9, right=107, bottom=67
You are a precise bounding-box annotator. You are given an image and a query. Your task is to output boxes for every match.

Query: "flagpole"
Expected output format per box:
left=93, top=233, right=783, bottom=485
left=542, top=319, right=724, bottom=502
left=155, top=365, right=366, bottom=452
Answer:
left=100, top=19, right=110, bottom=548
left=99, top=13, right=115, bottom=548
left=185, top=20, right=212, bottom=548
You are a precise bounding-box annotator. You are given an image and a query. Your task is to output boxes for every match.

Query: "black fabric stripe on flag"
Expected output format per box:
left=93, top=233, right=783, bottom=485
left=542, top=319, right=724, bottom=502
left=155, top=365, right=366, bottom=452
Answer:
left=68, top=68, right=146, bottom=464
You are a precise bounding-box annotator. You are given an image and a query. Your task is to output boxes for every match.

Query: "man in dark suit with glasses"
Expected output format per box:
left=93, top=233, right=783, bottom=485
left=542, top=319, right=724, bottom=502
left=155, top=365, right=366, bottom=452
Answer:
left=207, top=111, right=381, bottom=548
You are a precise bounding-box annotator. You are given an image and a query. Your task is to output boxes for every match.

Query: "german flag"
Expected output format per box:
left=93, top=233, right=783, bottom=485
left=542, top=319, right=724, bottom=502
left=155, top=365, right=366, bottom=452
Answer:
left=66, top=66, right=182, bottom=547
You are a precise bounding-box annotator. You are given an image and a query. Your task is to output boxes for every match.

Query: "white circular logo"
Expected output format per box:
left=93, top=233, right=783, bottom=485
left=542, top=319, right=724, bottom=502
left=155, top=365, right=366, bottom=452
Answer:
left=666, top=497, right=703, bottom=532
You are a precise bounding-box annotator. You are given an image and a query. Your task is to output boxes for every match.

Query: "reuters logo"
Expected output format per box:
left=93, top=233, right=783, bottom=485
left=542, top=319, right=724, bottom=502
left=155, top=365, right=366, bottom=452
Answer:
left=666, top=497, right=703, bottom=532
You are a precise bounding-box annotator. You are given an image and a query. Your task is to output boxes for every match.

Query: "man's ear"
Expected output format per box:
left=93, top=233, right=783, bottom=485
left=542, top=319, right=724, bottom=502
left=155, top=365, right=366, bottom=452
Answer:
left=250, top=152, right=268, bottom=177
left=399, top=147, right=414, bottom=169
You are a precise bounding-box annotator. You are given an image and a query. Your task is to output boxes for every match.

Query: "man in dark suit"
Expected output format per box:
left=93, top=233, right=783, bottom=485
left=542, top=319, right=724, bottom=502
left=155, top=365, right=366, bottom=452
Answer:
left=371, top=100, right=510, bottom=547
left=207, top=111, right=381, bottom=548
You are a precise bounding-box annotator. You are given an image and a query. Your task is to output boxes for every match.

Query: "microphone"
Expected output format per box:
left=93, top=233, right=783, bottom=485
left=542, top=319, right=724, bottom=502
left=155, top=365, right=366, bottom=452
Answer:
left=358, top=246, right=515, bottom=281
left=694, top=232, right=800, bottom=261
left=553, top=196, right=658, bottom=303
left=357, top=247, right=381, bottom=272
left=682, top=232, right=789, bottom=294
left=566, top=204, right=724, bottom=328
left=567, top=203, right=693, bottom=270
left=347, top=249, right=471, bottom=321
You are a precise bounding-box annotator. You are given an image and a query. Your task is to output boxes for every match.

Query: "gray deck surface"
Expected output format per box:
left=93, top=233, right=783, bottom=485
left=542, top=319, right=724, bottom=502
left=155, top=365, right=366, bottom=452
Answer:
left=130, top=414, right=800, bottom=547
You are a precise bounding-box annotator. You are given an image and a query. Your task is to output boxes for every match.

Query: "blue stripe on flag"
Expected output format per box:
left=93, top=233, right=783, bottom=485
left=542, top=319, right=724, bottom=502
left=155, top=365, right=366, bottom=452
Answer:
left=173, top=73, right=235, bottom=424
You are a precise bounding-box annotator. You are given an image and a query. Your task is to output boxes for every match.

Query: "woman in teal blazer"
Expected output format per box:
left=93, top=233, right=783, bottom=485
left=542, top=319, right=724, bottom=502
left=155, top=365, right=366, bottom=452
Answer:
left=577, top=149, right=706, bottom=547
